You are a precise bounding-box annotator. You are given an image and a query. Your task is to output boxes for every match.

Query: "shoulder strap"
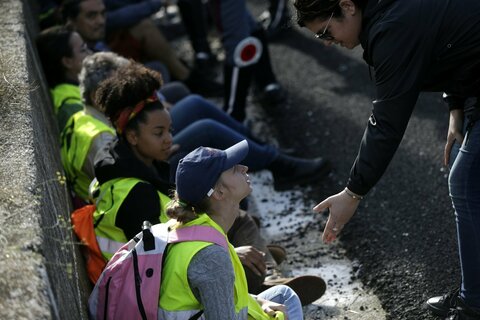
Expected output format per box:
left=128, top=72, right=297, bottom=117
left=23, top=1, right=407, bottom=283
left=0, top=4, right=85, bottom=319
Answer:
left=168, top=226, right=228, bottom=250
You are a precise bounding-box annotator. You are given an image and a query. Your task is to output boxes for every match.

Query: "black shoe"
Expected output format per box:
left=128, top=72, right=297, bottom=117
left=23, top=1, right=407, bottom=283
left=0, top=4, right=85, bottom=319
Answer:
left=262, top=275, right=326, bottom=306
left=268, top=154, right=331, bottom=191
left=255, top=83, right=287, bottom=111
left=184, top=68, right=223, bottom=97
left=427, top=288, right=460, bottom=317
left=446, top=298, right=480, bottom=320
left=194, top=52, right=219, bottom=79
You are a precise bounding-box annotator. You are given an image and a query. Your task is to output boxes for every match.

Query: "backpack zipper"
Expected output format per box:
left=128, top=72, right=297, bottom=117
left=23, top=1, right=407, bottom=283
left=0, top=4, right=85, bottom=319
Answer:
left=132, top=249, right=148, bottom=320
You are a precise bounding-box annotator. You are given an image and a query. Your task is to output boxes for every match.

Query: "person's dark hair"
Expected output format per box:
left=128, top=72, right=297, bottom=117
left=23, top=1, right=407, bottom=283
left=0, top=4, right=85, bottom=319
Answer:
left=294, top=0, right=367, bottom=26
left=95, top=62, right=165, bottom=136
left=36, top=25, right=74, bottom=87
left=60, top=0, right=83, bottom=22
left=166, top=191, right=211, bottom=224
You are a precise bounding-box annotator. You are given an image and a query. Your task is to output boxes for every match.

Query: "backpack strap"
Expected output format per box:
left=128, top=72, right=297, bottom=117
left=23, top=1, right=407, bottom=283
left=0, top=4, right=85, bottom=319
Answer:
left=168, top=226, right=228, bottom=250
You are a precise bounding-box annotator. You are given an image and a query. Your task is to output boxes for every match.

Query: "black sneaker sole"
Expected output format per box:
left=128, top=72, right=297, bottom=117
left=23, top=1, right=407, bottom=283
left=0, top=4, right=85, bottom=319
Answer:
left=426, top=301, right=452, bottom=318
left=284, top=275, right=327, bottom=306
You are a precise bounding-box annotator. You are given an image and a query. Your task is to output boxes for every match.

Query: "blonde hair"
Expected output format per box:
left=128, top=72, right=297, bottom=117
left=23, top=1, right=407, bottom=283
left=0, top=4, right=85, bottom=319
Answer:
left=166, top=191, right=211, bottom=224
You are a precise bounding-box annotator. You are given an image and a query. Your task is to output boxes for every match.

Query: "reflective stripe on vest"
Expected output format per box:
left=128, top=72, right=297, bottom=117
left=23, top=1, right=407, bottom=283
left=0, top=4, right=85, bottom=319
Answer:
left=94, top=177, right=170, bottom=261
left=157, top=308, right=202, bottom=320
left=60, top=111, right=115, bottom=200
left=96, top=235, right=125, bottom=256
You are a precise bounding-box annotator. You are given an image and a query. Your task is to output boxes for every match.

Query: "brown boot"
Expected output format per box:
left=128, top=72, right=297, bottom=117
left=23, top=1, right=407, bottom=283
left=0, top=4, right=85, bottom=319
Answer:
left=266, top=244, right=287, bottom=265
left=262, top=274, right=327, bottom=306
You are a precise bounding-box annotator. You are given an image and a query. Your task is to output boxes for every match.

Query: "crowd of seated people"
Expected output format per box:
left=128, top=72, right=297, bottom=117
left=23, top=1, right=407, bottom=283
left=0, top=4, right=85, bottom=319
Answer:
left=35, top=1, right=330, bottom=318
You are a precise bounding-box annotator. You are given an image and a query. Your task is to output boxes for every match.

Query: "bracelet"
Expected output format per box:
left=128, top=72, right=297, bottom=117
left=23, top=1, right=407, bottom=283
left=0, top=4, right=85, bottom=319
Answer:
left=344, top=187, right=364, bottom=200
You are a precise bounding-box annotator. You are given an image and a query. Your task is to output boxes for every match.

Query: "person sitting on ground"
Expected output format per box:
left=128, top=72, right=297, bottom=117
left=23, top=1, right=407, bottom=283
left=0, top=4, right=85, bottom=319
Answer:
left=55, top=48, right=186, bottom=207
left=60, top=52, right=128, bottom=207
left=36, top=25, right=91, bottom=131
left=161, top=140, right=304, bottom=319
left=60, top=0, right=222, bottom=96
left=91, top=62, right=329, bottom=296
left=68, top=56, right=330, bottom=205
left=91, top=69, right=174, bottom=260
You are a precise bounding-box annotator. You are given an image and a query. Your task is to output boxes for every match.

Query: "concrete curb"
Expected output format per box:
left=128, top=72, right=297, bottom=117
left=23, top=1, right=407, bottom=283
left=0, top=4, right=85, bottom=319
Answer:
left=0, top=1, right=89, bottom=319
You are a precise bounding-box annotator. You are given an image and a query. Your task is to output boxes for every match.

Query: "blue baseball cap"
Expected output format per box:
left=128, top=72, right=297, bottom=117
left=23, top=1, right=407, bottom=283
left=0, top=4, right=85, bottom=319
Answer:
left=175, top=140, right=249, bottom=206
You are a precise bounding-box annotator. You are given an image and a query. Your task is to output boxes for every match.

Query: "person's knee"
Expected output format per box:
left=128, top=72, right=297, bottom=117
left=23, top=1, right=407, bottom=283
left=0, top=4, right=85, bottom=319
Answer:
left=276, top=284, right=296, bottom=297
left=161, top=82, right=190, bottom=103
left=193, top=119, right=222, bottom=131
left=185, top=94, right=204, bottom=104
left=178, top=94, right=205, bottom=111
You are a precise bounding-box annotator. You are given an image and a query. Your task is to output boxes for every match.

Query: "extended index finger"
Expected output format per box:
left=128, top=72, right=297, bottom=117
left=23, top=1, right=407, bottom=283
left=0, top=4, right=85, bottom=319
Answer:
left=313, top=197, right=330, bottom=213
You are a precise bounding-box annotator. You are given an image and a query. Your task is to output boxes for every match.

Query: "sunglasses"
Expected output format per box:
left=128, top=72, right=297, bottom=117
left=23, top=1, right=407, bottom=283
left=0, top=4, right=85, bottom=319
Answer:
left=315, top=12, right=335, bottom=41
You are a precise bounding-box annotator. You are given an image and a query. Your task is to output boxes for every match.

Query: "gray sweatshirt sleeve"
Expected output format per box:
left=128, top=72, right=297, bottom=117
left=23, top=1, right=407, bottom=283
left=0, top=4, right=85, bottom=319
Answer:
left=187, top=245, right=243, bottom=320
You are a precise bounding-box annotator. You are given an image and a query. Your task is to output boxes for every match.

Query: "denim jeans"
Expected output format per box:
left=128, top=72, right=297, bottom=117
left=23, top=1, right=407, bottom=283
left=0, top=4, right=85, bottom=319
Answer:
left=258, top=285, right=304, bottom=320
left=170, top=95, right=250, bottom=136
left=449, top=120, right=480, bottom=308
left=169, top=95, right=278, bottom=176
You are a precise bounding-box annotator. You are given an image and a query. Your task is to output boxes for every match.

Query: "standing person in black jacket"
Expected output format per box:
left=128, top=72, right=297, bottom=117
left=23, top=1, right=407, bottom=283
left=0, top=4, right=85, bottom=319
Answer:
left=293, top=0, right=480, bottom=319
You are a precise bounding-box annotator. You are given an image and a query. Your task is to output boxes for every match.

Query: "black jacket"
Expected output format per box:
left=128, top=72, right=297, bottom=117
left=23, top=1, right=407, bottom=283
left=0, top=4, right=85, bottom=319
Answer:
left=94, top=140, right=174, bottom=239
left=348, top=0, right=480, bottom=195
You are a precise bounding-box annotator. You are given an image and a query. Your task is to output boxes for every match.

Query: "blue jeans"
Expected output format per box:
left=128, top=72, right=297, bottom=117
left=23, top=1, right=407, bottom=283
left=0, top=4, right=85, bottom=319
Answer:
left=449, top=120, right=480, bottom=308
left=170, top=95, right=250, bottom=136
left=258, top=285, right=304, bottom=320
left=169, top=95, right=278, bottom=176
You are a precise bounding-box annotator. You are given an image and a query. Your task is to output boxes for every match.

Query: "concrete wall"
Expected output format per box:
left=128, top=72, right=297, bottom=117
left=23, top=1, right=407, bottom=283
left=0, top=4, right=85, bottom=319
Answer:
left=0, top=0, right=90, bottom=318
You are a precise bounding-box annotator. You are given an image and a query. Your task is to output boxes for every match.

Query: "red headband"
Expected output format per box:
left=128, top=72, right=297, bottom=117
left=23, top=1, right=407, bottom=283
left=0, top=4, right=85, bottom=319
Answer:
left=115, top=92, right=158, bottom=135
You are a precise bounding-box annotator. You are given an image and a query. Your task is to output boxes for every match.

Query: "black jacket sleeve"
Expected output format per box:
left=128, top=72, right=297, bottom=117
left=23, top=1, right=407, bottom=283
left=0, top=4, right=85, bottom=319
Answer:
left=348, top=17, right=429, bottom=195
left=115, top=182, right=161, bottom=239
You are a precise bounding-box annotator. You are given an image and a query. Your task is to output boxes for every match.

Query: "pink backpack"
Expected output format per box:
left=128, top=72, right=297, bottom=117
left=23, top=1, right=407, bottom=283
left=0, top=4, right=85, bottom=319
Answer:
left=88, top=221, right=228, bottom=320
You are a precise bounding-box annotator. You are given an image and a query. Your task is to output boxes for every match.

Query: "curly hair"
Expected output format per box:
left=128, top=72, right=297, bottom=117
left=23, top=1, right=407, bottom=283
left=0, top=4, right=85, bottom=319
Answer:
left=94, top=62, right=164, bottom=135
left=294, top=0, right=367, bottom=26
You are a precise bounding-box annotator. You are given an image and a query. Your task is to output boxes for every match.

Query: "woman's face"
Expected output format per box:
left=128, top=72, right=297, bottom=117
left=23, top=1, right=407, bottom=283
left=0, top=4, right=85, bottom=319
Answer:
left=217, top=164, right=252, bottom=203
left=64, top=32, right=91, bottom=77
left=127, top=108, right=173, bottom=166
left=304, top=0, right=362, bottom=49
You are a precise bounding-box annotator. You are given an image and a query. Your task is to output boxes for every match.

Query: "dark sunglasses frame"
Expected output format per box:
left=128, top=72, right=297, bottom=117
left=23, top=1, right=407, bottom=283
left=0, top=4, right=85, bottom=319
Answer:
left=315, top=11, right=335, bottom=41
